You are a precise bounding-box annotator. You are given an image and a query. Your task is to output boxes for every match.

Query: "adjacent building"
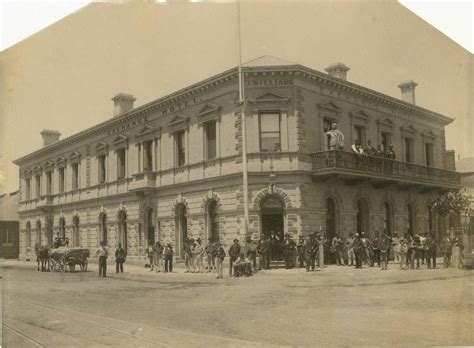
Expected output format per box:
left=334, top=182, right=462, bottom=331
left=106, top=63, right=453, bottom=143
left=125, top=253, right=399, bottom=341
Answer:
left=0, top=191, right=19, bottom=259
left=13, top=56, right=461, bottom=261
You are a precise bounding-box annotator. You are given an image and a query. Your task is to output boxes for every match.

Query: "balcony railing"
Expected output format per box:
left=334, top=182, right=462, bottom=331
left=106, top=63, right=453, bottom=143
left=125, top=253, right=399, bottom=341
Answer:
left=312, top=151, right=461, bottom=188
left=129, top=171, right=158, bottom=192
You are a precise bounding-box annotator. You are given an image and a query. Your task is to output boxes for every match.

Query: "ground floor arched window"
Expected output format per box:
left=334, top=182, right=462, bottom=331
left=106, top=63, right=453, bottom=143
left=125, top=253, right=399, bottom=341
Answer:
left=36, top=220, right=42, bottom=246
left=407, top=203, right=416, bottom=236
left=383, top=202, right=393, bottom=236
left=72, top=216, right=80, bottom=247
left=99, top=213, right=107, bottom=245
left=326, top=198, right=337, bottom=242
left=207, top=200, right=219, bottom=242
left=26, top=221, right=31, bottom=248
left=118, top=210, right=127, bottom=251
left=175, top=203, right=187, bottom=259
left=59, top=217, right=66, bottom=239
left=145, top=208, right=154, bottom=246
left=357, top=198, right=369, bottom=236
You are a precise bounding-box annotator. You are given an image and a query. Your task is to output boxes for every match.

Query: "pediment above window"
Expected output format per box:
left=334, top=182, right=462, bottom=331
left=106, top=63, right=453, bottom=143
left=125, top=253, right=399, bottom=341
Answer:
left=400, top=123, right=418, bottom=136
left=135, top=124, right=162, bottom=141
left=69, top=151, right=81, bottom=164
left=421, top=129, right=436, bottom=141
left=318, top=100, right=343, bottom=115
left=376, top=117, right=394, bottom=130
left=196, top=103, right=221, bottom=123
left=33, top=164, right=42, bottom=174
left=43, top=160, right=54, bottom=171
left=95, top=141, right=109, bottom=155
left=112, top=134, right=129, bottom=149
left=168, top=113, right=190, bottom=132
left=350, top=109, right=369, bottom=124
left=250, top=92, right=291, bottom=105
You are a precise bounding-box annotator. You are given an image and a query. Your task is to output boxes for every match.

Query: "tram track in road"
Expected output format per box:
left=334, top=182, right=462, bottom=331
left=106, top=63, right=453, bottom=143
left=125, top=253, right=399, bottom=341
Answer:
left=4, top=317, right=110, bottom=347
left=7, top=296, right=270, bottom=347
left=7, top=297, right=170, bottom=348
left=3, top=321, right=47, bottom=348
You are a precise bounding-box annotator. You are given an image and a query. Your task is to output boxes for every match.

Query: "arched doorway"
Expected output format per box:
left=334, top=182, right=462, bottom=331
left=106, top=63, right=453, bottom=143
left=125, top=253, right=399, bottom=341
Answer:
left=407, top=203, right=416, bottom=236
left=383, top=202, right=393, bottom=236
left=99, top=213, right=107, bottom=245
left=118, top=210, right=127, bottom=252
left=357, top=198, right=369, bottom=236
left=207, top=200, right=219, bottom=242
left=261, top=195, right=285, bottom=261
left=26, top=221, right=31, bottom=249
left=144, top=208, right=154, bottom=246
left=36, top=220, right=42, bottom=246
left=72, top=216, right=80, bottom=247
left=175, top=203, right=187, bottom=259
left=59, top=217, right=66, bottom=239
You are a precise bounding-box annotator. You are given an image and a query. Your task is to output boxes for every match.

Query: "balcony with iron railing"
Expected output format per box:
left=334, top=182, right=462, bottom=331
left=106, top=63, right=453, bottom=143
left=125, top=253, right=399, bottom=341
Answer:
left=312, top=151, right=461, bottom=189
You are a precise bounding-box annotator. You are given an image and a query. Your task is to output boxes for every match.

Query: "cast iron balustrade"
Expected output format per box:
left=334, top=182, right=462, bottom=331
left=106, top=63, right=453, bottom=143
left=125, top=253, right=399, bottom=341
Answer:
left=312, top=150, right=461, bottom=189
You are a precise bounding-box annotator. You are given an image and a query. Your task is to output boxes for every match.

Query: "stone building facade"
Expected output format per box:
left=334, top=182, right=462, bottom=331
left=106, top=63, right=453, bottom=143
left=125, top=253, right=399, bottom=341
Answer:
left=13, top=56, right=461, bottom=261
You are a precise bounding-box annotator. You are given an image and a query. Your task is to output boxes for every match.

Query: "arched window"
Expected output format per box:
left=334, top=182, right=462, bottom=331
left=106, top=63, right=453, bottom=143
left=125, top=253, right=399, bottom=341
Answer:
left=59, top=217, right=66, bottom=239
left=26, top=221, right=31, bottom=248
left=118, top=210, right=128, bottom=251
left=383, top=202, right=393, bottom=236
left=36, top=220, right=42, bottom=246
left=326, top=198, right=337, bottom=242
left=407, top=203, right=416, bottom=236
left=175, top=203, right=187, bottom=259
left=207, top=200, right=219, bottom=242
left=145, top=208, right=154, bottom=246
left=99, top=213, right=107, bottom=245
left=357, top=198, right=369, bottom=236
left=72, top=216, right=80, bottom=247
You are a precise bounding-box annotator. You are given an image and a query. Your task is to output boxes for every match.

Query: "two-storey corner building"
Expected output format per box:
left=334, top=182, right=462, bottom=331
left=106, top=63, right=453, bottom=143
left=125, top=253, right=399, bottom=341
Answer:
left=13, top=56, right=461, bottom=262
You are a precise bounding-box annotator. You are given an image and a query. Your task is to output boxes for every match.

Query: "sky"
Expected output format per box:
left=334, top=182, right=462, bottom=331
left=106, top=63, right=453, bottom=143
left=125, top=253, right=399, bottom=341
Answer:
left=1, top=0, right=472, bottom=53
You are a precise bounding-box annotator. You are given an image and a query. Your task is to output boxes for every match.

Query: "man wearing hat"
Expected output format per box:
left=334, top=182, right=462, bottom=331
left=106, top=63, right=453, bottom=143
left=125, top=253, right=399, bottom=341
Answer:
left=228, top=239, right=241, bottom=277
left=410, top=234, right=422, bottom=269
left=379, top=232, right=391, bottom=270
left=257, top=236, right=270, bottom=270
left=244, top=236, right=258, bottom=271
left=425, top=232, right=438, bottom=269
left=204, top=238, right=216, bottom=272
left=297, top=236, right=306, bottom=268
left=183, top=238, right=192, bottom=273
left=305, top=234, right=318, bottom=272
left=352, top=233, right=364, bottom=269
left=346, top=233, right=356, bottom=267
left=214, top=241, right=226, bottom=279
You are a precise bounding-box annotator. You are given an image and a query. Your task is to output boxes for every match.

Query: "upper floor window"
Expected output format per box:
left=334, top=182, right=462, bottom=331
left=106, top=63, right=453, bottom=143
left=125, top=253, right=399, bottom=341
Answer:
left=4, top=228, right=13, bottom=244
left=98, top=155, right=107, bottom=184
left=404, top=137, right=414, bottom=163
left=46, top=171, right=52, bottom=195
left=117, top=148, right=126, bottom=179
left=354, top=125, right=366, bottom=146
left=72, top=163, right=79, bottom=190
left=143, top=141, right=153, bottom=171
left=424, top=142, right=434, bottom=167
left=204, top=121, right=217, bottom=160
left=35, top=175, right=41, bottom=198
left=259, top=112, right=281, bottom=152
left=175, top=131, right=186, bottom=167
left=25, top=178, right=31, bottom=200
left=58, top=167, right=65, bottom=193
left=381, top=132, right=392, bottom=152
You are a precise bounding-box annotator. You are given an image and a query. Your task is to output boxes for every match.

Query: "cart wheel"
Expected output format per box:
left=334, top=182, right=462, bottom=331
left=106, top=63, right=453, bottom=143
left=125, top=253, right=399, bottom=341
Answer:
left=80, top=259, right=88, bottom=272
left=69, top=264, right=75, bottom=272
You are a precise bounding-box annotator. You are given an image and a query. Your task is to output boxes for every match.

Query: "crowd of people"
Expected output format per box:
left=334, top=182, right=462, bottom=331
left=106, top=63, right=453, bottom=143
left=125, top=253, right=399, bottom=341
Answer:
left=93, top=231, right=465, bottom=279
left=351, top=139, right=396, bottom=159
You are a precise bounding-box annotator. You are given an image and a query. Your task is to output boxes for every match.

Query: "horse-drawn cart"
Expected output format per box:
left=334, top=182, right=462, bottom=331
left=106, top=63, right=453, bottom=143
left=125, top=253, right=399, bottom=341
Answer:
left=49, top=247, right=90, bottom=272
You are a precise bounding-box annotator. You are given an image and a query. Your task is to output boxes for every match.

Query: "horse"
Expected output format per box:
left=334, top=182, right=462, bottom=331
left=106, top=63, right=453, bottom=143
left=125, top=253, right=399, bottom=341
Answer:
left=35, top=244, right=50, bottom=272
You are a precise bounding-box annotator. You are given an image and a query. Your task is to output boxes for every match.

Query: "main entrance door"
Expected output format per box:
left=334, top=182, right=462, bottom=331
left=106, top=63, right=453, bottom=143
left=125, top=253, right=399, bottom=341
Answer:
left=261, top=196, right=285, bottom=261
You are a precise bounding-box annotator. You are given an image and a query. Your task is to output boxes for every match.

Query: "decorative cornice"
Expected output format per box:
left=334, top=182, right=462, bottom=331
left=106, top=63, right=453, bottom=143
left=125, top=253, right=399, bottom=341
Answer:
left=13, top=62, right=454, bottom=166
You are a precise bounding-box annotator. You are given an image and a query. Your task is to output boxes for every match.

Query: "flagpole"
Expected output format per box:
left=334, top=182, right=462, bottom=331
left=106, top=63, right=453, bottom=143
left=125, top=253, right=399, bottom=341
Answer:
left=237, top=0, right=249, bottom=236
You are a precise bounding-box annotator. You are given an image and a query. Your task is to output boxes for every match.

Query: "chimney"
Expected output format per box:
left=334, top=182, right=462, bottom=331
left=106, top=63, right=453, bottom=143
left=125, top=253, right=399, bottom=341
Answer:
left=111, top=93, right=136, bottom=117
left=40, top=129, right=61, bottom=147
left=325, top=63, right=350, bottom=81
left=398, top=80, right=417, bottom=105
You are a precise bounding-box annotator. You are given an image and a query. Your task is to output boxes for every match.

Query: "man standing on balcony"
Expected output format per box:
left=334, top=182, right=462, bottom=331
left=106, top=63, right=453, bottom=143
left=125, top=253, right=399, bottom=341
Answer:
left=365, top=140, right=376, bottom=156
left=325, top=122, right=344, bottom=150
